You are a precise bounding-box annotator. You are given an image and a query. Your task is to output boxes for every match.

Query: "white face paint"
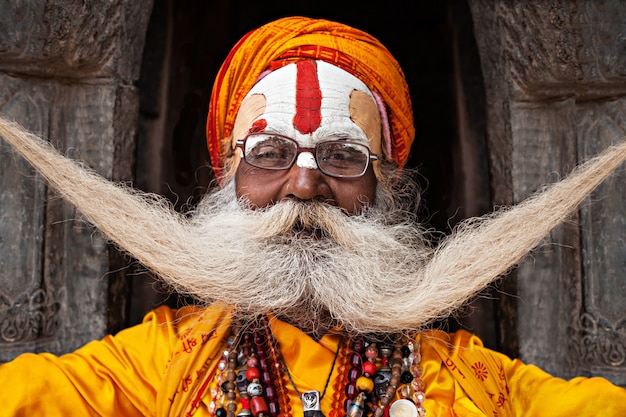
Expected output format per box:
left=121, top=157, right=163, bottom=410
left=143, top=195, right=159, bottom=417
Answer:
left=233, top=60, right=382, bottom=170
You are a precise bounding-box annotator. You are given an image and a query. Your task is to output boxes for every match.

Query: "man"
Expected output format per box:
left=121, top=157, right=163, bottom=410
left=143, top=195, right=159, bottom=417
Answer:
left=0, top=16, right=625, bottom=416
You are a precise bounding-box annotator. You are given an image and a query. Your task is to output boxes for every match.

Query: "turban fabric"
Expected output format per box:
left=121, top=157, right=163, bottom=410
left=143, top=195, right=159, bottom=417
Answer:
left=206, top=16, right=414, bottom=179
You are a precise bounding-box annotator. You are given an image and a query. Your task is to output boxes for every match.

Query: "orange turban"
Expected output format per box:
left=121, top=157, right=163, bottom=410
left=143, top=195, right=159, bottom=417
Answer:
left=206, top=16, right=414, bottom=179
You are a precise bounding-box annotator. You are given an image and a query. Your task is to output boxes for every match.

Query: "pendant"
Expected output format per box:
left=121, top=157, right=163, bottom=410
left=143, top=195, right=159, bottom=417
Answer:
left=389, top=399, right=418, bottom=417
left=302, top=390, right=325, bottom=417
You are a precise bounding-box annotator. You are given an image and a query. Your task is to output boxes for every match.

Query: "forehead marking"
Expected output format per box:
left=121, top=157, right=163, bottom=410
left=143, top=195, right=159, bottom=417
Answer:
left=293, top=60, right=322, bottom=135
left=250, top=119, right=267, bottom=134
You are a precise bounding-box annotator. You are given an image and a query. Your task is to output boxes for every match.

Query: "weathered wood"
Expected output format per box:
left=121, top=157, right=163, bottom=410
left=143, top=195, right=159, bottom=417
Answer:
left=0, top=1, right=152, bottom=81
left=571, top=99, right=626, bottom=382
left=0, top=1, right=153, bottom=361
left=509, top=99, right=582, bottom=377
left=469, top=0, right=626, bottom=385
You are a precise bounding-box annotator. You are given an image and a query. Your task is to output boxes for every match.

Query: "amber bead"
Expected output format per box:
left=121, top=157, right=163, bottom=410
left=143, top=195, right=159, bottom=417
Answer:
left=355, top=376, right=374, bottom=393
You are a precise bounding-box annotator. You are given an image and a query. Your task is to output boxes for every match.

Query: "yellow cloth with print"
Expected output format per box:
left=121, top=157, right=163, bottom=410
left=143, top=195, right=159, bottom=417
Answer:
left=1, top=304, right=625, bottom=416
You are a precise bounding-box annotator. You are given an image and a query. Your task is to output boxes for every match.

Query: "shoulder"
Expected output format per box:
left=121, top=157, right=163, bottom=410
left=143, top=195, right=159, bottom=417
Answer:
left=139, top=303, right=234, bottom=336
left=420, top=328, right=486, bottom=354
left=110, top=303, right=234, bottom=360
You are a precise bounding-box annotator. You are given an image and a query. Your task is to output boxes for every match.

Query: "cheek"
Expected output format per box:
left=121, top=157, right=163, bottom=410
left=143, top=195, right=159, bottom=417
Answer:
left=235, top=163, right=282, bottom=208
left=329, top=170, right=378, bottom=214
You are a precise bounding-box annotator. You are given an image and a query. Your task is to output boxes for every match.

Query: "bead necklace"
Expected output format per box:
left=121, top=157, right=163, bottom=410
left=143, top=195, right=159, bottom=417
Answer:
left=348, top=338, right=426, bottom=417
left=206, top=323, right=426, bottom=417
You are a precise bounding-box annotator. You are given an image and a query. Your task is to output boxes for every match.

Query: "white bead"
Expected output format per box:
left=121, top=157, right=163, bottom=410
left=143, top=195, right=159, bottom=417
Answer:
left=247, top=382, right=263, bottom=396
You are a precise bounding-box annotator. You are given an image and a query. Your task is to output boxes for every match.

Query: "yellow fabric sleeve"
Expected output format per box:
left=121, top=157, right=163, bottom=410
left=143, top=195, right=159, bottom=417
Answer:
left=423, top=329, right=626, bottom=416
left=0, top=305, right=193, bottom=416
left=503, top=355, right=626, bottom=416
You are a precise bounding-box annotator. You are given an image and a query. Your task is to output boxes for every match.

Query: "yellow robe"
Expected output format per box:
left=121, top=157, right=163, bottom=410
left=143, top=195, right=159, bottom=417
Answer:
left=1, top=304, right=625, bottom=416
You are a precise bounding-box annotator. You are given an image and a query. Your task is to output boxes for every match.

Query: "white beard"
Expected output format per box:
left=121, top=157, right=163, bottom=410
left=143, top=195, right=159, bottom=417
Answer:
left=179, top=182, right=433, bottom=335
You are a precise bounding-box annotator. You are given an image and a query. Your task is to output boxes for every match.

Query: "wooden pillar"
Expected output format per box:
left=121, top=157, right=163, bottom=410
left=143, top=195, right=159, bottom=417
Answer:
left=468, top=0, right=626, bottom=385
left=0, top=1, right=153, bottom=361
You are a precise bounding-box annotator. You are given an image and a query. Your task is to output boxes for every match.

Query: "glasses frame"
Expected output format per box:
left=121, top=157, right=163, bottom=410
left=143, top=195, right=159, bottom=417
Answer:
left=235, top=133, right=379, bottom=178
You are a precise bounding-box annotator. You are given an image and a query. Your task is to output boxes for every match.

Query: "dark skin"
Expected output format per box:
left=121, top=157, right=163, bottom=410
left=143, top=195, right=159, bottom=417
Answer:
left=234, top=158, right=378, bottom=214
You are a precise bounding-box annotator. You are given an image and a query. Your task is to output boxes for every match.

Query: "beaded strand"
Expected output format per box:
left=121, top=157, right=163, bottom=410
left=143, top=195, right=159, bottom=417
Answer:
left=330, top=338, right=353, bottom=417
left=404, top=341, right=426, bottom=416
left=261, top=321, right=293, bottom=417
left=205, top=326, right=426, bottom=417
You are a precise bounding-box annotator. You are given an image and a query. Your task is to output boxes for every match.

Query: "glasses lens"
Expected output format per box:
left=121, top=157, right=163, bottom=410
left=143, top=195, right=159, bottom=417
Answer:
left=244, top=134, right=297, bottom=169
left=317, top=141, right=369, bottom=177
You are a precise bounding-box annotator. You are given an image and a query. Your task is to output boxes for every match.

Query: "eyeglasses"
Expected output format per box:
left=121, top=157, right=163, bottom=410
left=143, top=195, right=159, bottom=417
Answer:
left=235, top=133, right=379, bottom=178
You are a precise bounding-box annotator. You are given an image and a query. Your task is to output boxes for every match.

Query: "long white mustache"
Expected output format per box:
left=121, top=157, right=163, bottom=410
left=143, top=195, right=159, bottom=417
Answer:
left=184, top=188, right=434, bottom=333
left=1, top=116, right=625, bottom=333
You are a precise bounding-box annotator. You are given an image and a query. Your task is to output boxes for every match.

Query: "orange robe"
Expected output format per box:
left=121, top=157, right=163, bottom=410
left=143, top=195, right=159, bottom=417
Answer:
left=1, top=304, right=625, bottom=416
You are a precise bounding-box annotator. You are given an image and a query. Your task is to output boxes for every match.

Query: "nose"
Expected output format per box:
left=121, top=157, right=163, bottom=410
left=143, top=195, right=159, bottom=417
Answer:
left=282, top=162, right=333, bottom=203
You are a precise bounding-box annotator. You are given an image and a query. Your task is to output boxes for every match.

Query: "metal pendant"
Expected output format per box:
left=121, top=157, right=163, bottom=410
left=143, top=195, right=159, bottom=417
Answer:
left=302, top=390, right=325, bottom=417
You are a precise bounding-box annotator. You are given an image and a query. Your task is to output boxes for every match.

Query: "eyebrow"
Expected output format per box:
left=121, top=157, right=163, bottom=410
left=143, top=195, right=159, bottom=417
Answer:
left=313, top=125, right=368, bottom=140
left=313, top=127, right=370, bottom=146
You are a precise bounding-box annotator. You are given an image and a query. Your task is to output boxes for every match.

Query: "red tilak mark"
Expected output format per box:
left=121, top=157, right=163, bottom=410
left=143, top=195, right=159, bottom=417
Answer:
left=249, top=119, right=267, bottom=134
left=293, top=60, right=322, bottom=134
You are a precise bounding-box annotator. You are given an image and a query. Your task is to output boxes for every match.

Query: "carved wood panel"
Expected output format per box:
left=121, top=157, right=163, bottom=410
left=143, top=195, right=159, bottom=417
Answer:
left=0, top=75, right=64, bottom=348
left=469, top=0, right=626, bottom=385
left=567, top=99, right=626, bottom=384
left=0, top=1, right=152, bottom=361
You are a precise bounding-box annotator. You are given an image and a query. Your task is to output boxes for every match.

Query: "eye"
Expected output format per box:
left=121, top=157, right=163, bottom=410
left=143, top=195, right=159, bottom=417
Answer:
left=245, top=135, right=296, bottom=168
left=318, top=142, right=368, bottom=165
left=250, top=143, right=285, bottom=160
left=316, top=141, right=370, bottom=177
